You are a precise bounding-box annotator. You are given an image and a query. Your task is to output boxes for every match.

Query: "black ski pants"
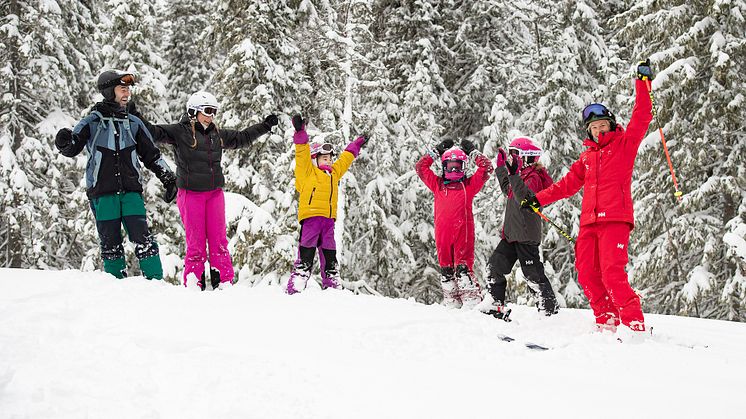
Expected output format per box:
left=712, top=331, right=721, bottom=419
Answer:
left=486, top=239, right=551, bottom=304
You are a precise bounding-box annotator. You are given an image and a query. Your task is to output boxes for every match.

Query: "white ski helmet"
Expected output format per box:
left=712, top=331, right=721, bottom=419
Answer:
left=186, top=91, right=220, bottom=118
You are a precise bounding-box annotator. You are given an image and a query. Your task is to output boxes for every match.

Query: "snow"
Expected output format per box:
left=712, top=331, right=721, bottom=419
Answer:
left=2, top=268, right=746, bottom=419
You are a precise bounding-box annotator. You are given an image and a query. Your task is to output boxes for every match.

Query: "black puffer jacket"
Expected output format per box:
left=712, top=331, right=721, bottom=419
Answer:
left=143, top=114, right=270, bottom=191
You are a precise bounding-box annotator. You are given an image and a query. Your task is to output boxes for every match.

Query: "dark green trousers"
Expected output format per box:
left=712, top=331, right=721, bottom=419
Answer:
left=89, top=192, right=163, bottom=279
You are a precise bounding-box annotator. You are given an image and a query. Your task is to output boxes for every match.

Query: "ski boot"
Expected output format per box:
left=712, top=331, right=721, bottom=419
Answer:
left=482, top=300, right=512, bottom=322
left=286, top=262, right=312, bottom=295
left=455, top=264, right=482, bottom=309
left=537, top=285, right=559, bottom=316
left=440, top=267, right=462, bottom=309
left=209, top=267, right=221, bottom=290
left=595, top=312, right=620, bottom=333
left=321, top=269, right=341, bottom=290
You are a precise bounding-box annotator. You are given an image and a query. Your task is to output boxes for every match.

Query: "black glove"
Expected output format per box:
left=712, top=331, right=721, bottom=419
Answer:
left=55, top=128, right=72, bottom=148
left=263, top=114, right=279, bottom=130
left=435, top=139, right=455, bottom=156
left=292, top=114, right=305, bottom=132
left=506, top=154, right=522, bottom=175
left=636, top=59, right=654, bottom=81
left=157, top=170, right=177, bottom=203
left=460, top=139, right=476, bottom=156
left=520, top=195, right=541, bottom=211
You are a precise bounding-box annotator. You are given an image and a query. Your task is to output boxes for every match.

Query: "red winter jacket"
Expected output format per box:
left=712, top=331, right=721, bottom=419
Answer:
left=536, top=79, right=653, bottom=228
left=416, top=153, right=492, bottom=256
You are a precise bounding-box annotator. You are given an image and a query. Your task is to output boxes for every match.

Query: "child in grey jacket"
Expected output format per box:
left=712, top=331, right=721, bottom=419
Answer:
left=485, top=137, right=558, bottom=320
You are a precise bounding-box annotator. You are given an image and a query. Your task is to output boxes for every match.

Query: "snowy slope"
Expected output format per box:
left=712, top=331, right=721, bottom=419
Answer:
left=1, top=268, right=745, bottom=419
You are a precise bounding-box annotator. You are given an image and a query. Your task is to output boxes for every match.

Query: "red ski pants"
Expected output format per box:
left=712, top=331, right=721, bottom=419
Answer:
left=575, top=222, right=644, bottom=326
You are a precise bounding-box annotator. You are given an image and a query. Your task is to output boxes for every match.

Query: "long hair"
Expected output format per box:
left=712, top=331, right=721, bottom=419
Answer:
left=189, top=118, right=223, bottom=149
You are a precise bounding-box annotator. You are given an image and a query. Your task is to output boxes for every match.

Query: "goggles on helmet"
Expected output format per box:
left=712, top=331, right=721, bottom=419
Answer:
left=582, top=103, right=613, bottom=125
left=508, top=146, right=542, bottom=157
left=311, top=142, right=336, bottom=157
left=444, top=160, right=464, bottom=173
left=119, top=74, right=135, bottom=86
left=198, top=106, right=218, bottom=117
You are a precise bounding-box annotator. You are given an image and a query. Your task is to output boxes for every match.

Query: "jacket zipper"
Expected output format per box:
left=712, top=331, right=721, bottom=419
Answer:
left=308, top=187, right=316, bottom=205
left=208, top=134, right=215, bottom=188
left=329, top=174, right=333, bottom=218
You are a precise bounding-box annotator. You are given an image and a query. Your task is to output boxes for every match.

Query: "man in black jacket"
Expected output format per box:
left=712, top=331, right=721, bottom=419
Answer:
left=55, top=70, right=176, bottom=280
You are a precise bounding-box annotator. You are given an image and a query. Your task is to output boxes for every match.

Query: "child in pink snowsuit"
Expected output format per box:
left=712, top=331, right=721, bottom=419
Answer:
left=416, top=139, right=493, bottom=309
left=135, top=91, right=278, bottom=289
left=286, top=114, right=367, bottom=294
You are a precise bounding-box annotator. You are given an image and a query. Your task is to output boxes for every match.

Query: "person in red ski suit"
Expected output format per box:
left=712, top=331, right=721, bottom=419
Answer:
left=416, top=139, right=493, bottom=309
left=521, top=60, right=655, bottom=332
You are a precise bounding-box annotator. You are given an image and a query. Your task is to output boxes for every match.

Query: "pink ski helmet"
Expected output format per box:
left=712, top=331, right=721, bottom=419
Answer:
left=441, top=146, right=468, bottom=181
left=310, top=142, right=336, bottom=159
left=508, top=137, right=543, bottom=165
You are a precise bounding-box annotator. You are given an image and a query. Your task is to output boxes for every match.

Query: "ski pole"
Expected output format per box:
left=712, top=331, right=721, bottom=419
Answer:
left=532, top=207, right=575, bottom=243
left=644, top=78, right=683, bottom=202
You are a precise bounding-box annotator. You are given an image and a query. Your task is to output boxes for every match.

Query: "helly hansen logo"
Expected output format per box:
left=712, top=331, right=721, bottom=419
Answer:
left=524, top=260, right=534, bottom=265
left=617, top=243, right=625, bottom=249
left=598, top=212, right=606, bottom=217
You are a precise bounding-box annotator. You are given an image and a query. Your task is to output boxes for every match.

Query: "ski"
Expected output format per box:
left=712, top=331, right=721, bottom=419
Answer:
left=497, top=334, right=550, bottom=351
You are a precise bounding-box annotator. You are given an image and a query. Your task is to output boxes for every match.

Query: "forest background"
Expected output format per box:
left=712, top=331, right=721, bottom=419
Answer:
left=1, top=0, right=744, bottom=320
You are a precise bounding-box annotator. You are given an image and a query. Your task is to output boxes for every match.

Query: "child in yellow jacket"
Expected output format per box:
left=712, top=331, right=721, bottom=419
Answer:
left=286, top=114, right=367, bottom=294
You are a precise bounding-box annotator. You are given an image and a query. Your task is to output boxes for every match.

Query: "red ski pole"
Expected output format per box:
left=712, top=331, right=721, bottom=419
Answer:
left=645, top=78, right=683, bottom=202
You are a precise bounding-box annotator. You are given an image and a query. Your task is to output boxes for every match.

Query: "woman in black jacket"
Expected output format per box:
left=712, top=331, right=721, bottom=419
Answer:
left=134, top=91, right=278, bottom=290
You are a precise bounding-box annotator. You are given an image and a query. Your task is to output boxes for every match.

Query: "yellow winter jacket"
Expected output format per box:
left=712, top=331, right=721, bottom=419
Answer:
left=295, top=143, right=355, bottom=221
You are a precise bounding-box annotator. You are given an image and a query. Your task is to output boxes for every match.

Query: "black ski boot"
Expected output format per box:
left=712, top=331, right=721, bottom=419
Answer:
left=209, top=268, right=221, bottom=290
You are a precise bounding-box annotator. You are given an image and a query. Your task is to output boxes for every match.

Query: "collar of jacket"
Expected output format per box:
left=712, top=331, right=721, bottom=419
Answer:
left=583, top=125, right=624, bottom=150
left=91, top=101, right=127, bottom=118
left=443, top=177, right=465, bottom=186
left=179, top=113, right=215, bottom=133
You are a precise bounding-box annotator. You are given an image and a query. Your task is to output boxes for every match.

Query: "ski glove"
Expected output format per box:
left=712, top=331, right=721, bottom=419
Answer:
left=435, top=139, right=454, bottom=156
left=55, top=128, right=73, bottom=148
left=292, top=114, right=305, bottom=132
left=156, top=170, right=177, bottom=203
left=495, top=148, right=507, bottom=167
left=460, top=139, right=476, bottom=156
left=636, top=59, right=654, bottom=81
left=263, top=114, right=279, bottom=130
left=506, top=153, right=522, bottom=175
left=520, top=195, right=541, bottom=211
left=474, top=153, right=493, bottom=172
left=345, top=135, right=367, bottom=158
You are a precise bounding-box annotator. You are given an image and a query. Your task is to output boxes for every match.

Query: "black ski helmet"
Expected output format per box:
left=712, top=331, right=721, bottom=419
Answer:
left=97, top=70, right=135, bottom=101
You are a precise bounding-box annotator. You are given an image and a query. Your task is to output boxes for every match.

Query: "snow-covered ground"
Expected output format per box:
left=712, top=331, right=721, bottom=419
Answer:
left=1, top=268, right=745, bottom=419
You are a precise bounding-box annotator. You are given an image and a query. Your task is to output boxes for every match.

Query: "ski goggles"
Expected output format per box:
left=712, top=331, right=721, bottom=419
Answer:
left=198, top=106, right=218, bottom=117
left=118, top=74, right=136, bottom=86
left=582, top=103, right=612, bottom=123
left=508, top=147, right=542, bottom=157
left=311, top=143, right=336, bottom=156
left=444, top=160, right=464, bottom=172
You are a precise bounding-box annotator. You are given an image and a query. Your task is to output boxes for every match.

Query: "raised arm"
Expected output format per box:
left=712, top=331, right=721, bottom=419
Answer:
left=465, top=153, right=494, bottom=197
left=333, top=136, right=367, bottom=179
left=222, top=115, right=277, bottom=149
left=493, top=148, right=510, bottom=195
left=625, top=60, right=654, bottom=151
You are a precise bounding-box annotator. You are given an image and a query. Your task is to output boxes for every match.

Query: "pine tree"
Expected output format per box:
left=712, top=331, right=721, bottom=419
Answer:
left=0, top=0, right=101, bottom=269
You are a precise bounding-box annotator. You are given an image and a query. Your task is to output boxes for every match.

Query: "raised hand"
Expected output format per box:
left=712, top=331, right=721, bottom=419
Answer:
left=636, top=59, right=654, bottom=81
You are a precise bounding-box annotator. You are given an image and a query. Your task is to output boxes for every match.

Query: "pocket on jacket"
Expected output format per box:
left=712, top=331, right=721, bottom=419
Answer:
left=308, top=187, right=316, bottom=205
